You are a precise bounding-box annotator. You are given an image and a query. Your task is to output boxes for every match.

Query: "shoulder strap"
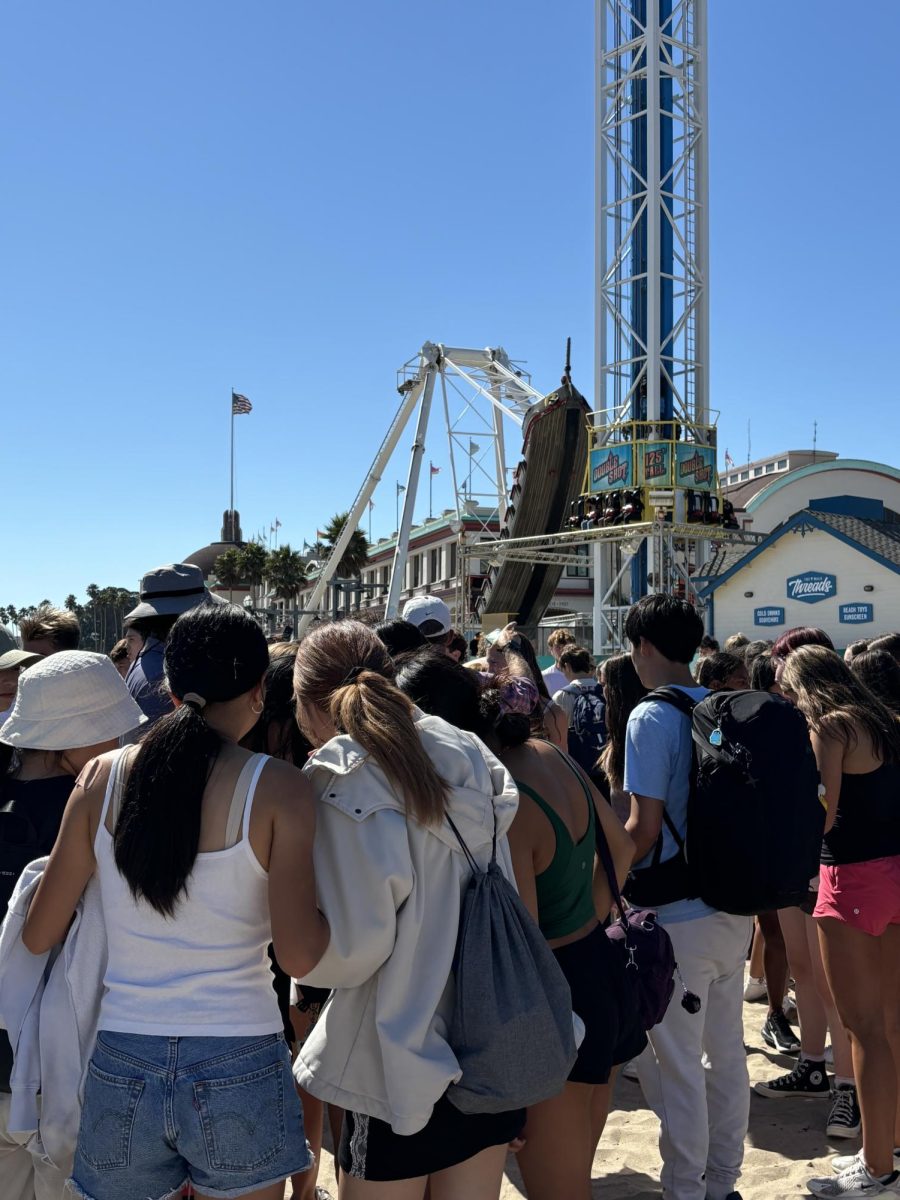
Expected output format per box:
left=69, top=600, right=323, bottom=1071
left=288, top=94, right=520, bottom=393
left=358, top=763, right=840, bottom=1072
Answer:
left=545, top=743, right=597, bottom=831
left=643, top=686, right=698, bottom=717
left=515, top=778, right=572, bottom=842
left=445, top=812, right=481, bottom=873
left=225, top=754, right=266, bottom=848
left=108, top=747, right=134, bottom=829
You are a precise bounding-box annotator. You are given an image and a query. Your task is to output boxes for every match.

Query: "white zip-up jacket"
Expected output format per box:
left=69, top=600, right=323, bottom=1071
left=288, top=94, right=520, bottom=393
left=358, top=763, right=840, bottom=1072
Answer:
left=0, top=857, right=107, bottom=1174
left=294, top=712, right=519, bottom=1135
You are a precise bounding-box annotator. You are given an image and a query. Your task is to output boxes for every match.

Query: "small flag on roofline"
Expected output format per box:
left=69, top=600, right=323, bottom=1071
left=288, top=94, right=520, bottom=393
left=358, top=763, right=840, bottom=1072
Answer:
left=232, top=392, right=252, bottom=415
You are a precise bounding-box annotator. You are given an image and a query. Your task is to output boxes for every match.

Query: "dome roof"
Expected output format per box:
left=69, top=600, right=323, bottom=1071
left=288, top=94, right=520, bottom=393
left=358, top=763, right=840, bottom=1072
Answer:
left=184, top=541, right=243, bottom=579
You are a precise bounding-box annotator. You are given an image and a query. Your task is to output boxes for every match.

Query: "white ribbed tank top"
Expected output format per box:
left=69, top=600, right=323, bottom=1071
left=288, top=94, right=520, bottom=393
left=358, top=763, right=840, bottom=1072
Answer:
left=95, top=748, right=282, bottom=1037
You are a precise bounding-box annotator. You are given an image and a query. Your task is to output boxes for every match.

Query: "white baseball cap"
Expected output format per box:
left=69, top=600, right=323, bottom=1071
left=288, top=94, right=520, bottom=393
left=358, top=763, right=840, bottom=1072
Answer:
left=401, top=595, right=452, bottom=637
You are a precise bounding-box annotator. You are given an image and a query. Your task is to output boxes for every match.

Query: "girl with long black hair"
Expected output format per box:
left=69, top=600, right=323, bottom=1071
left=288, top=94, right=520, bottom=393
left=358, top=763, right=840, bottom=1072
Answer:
left=24, top=604, right=329, bottom=1200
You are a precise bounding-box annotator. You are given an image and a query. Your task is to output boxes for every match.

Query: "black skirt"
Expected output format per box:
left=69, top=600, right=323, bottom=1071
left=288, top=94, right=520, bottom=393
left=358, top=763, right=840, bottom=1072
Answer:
left=339, top=1094, right=525, bottom=1181
left=553, top=923, right=647, bottom=1085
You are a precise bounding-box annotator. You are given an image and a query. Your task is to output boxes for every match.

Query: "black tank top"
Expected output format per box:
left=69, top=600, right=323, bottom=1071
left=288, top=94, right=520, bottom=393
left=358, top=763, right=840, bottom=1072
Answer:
left=820, top=763, right=900, bottom=866
left=0, top=772, right=75, bottom=1091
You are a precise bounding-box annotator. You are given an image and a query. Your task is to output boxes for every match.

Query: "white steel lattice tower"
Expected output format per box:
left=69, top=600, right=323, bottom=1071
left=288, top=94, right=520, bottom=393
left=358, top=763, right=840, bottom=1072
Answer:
left=595, top=0, right=709, bottom=432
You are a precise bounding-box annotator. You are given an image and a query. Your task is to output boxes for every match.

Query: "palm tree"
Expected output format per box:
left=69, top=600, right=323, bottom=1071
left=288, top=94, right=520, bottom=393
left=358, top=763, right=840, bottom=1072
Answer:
left=239, top=541, right=269, bottom=609
left=213, top=548, right=245, bottom=604
left=86, top=584, right=100, bottom=649
left=265, top=545, right=307, bottom=622
left=322, top=512, right=370, bottom=578
left=64, top=594, right=78, bottom=612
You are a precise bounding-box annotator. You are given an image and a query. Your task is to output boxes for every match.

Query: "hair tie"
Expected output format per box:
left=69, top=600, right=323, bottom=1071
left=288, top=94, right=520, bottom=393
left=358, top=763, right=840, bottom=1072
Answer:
left=498, top=677, right=539, bottom=717
left=182, top=692, right=207, bottom=710
left=340, top=666, right=365, bottom=687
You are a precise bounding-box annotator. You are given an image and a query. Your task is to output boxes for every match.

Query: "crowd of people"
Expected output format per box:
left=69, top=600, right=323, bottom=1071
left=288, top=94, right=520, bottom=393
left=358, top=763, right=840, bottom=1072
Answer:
left=0, top=567, right=898, bottom=1200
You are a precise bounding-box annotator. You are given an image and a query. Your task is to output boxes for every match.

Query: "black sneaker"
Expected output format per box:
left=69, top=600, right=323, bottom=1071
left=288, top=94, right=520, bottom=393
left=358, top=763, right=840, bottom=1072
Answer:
left=754, top=1057, right=830, bottom=1098
left=761, top=1009, right=801, bottom=1054
left=826, top=1084, right=862, bottom=1138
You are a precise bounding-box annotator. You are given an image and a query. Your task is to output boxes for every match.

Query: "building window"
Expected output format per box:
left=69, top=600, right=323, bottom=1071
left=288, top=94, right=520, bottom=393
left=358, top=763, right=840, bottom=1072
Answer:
left=739, top=470, right=749, bottom=481
left=430, top=547, right=441, bottom=583
left=380, top=565, right=390, bottom=592
left=777, top=458, right=788, bottom=469
left=729, top=474, right=737, bottom=484
left=566, top=545, right=589, bottom=578
left=753, top=466, right=763, bottom=477
left=765, top=462, right=775, bottom=473
left=411, top=555, right=421, bottom=589
left=448, top=542, right=458, bottom=580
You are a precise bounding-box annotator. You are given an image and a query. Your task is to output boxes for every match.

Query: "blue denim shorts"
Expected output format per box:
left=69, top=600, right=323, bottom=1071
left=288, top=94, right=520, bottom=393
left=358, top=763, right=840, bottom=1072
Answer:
left=71, top=1031, right=311, bottom=1200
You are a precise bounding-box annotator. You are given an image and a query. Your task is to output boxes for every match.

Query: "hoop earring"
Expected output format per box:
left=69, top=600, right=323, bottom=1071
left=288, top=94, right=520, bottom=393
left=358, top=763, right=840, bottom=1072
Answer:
left=251, top=701, right=264, bottom=715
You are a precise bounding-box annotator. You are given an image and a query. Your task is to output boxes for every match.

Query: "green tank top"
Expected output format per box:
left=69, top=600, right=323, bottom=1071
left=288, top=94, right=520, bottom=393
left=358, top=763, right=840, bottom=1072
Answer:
left=515, top=749, right=597, bottom=941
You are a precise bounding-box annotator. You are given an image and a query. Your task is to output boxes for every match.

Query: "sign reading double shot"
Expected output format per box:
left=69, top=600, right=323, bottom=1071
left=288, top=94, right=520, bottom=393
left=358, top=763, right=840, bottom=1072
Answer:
left=675, top=443, right=716, bottom=492
left=589, top=446, right=633, bottom=492
left=786, top=571, right=837, bottom=605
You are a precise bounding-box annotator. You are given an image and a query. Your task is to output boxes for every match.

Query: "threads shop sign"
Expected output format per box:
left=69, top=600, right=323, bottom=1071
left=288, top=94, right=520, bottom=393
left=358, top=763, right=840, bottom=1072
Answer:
left=786, top=571, right=837, bottom=605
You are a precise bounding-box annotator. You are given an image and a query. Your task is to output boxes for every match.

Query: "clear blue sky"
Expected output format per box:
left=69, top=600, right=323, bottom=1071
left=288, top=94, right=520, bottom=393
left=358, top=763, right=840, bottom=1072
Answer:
left=4, top=0, right=899, bottom=607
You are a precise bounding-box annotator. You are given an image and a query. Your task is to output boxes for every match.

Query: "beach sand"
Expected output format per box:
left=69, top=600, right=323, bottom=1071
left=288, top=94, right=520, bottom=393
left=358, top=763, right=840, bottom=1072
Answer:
left=301, top=989, right=850, bottom=1198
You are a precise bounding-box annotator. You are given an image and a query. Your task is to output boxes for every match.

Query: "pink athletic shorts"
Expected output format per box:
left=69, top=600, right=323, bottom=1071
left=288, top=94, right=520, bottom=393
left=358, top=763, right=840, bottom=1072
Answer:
left=815, top=856, right=900, bottom=936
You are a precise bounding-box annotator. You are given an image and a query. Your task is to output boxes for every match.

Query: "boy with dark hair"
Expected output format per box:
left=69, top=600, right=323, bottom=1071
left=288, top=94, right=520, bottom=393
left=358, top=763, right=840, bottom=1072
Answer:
left=696, top=651, right=750, bottom=692
left=623, top=594, right=752, bottom=1200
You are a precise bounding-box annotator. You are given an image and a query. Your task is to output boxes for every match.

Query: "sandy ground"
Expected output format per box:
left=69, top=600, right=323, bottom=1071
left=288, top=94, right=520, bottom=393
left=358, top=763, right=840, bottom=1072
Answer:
left=297, top=988, right=851, bottom=1199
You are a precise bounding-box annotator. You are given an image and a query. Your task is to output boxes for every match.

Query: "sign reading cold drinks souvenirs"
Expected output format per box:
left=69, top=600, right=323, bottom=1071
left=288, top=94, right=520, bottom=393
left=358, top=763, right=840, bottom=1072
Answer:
left=786, top=571, right=837, bottom=605
left=839, top=603, right=874, bottom=624
left=640, top=441, right=673, bottom=486
left=754, top=607, right=785, bottom=627
left=589, top=445, right=633, bottom=492
left=675, top=443, right=716, bottom=492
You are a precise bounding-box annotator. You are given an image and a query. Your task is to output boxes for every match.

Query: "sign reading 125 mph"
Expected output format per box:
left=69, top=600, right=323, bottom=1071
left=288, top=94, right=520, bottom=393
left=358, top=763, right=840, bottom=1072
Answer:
left=786, top=571, right=836, bottom=605
left=840, top=603, right=874, bottom=624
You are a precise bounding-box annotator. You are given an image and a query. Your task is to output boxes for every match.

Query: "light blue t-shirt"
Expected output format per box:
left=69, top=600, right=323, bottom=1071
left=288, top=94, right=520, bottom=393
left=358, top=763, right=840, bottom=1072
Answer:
left=623, top=684, right=715, bottom=925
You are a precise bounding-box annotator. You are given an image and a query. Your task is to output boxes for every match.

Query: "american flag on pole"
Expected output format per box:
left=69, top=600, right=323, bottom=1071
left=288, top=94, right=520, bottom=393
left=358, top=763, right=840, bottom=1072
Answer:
left=232, top=392, right=253, bottom=415
left=430, top=463, right=441, bottom=476
left=724, top=449, right=735, bottom=468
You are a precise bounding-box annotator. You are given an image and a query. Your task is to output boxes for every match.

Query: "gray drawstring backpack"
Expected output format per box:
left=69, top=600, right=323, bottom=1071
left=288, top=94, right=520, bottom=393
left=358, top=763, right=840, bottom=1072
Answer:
left=444, top=812, right=577, bottom=1114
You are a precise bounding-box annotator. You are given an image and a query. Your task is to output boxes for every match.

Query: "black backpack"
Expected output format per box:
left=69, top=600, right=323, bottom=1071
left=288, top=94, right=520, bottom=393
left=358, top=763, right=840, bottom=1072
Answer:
left=625, top=688, right=824, bottom=916
left=563, top=681, right=607, bottom=777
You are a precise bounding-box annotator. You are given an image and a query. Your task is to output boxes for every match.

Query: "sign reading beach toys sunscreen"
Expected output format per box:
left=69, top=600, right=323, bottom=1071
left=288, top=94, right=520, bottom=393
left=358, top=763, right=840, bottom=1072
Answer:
left=786, top=571, right=837, bottom=605
left=640, top=441, right=673, bottom=486
left=839, top=603, right=874, bottom=624
left=675, top=443, right=716, bottom=491
left=754, top=606, right=785, bottom=627
left=589, top=445, right=633, bottom=492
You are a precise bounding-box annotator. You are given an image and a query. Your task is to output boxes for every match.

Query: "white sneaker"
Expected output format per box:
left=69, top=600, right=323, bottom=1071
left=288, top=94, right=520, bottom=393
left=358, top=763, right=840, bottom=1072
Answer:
left=808, top=1156, right=900, bottom=1196
left=743, top=975, right=767, bottom=1002
left=834, top=1152, right=900, bottom=1176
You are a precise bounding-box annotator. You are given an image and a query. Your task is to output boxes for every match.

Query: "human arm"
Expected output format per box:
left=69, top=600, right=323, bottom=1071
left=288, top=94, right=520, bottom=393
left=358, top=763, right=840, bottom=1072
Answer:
left=22, top=760, right=105, bottom=954
left=625, top=794, right=665, bottom=863
left=810, top=726, right=844, bottom=834
left=265, top=763, right=330, bottom=979
left=622, top=700, right=672, bottom=861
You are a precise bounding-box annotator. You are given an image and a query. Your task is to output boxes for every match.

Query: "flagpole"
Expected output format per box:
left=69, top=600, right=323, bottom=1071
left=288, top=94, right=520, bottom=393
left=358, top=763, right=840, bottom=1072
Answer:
left=429, top=463, right=433, bottom=520
left=229, top=390, right=235, bottom=521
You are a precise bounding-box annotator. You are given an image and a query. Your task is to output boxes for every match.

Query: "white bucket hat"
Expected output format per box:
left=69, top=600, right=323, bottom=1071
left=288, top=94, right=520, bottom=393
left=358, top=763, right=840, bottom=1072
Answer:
left=0, top=651, right=148, bottom=750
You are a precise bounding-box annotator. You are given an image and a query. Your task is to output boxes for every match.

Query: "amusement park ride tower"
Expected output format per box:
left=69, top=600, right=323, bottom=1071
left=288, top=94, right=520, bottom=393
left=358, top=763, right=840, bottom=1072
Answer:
left=296, top=0, right=760, bottom=648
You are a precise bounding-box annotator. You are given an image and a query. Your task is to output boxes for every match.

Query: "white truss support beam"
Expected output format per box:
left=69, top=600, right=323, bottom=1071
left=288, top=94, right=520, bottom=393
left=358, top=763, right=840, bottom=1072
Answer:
left=296, top=372, right=429, bottom=636
left=386, top=368, right=436, bottom=617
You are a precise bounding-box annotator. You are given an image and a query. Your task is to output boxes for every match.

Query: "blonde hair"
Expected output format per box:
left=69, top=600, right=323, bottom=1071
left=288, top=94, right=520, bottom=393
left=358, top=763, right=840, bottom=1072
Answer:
left=19, top=606, right=80, bottom=651
left=294, top=621, right=449, bottom=825
left=781, top=645, right=900, bottom=763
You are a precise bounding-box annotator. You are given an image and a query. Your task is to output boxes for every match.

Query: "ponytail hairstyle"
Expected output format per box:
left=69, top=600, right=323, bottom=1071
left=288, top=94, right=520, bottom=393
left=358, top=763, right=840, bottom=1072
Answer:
left=294, top=620, right=449, bottom=826
left=114, top=603, right=269, bottom=916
